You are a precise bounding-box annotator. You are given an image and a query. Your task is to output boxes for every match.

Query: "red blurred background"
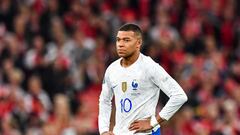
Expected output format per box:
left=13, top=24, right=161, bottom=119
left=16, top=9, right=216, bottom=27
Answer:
left=0, top=0, right=240, bottom=134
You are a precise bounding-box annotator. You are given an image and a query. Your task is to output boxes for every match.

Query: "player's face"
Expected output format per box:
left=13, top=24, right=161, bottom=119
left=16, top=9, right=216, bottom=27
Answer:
left=116, top=31, right=141, bottom=58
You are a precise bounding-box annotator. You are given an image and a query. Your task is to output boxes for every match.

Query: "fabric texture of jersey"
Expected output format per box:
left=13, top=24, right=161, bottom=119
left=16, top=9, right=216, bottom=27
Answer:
left=99, top=53, right=188, bottom=135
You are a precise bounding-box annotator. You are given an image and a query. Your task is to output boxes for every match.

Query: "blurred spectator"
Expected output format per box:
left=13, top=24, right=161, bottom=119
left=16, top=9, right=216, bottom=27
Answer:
left=24, top=35, right=46, bottom=71
left=1, top=114, right=21, bottom=135
left=0, top=0, right=17, bottom=31
left=40, top=0, right=60, bottom=42
left=24, top=75, right=51, bottom=121
left=47, top=94, right=77, bottom=135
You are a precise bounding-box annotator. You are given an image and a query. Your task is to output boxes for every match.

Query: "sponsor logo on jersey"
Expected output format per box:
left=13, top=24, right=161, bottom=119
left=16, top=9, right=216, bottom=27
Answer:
left=112, top=84, right=118, bottom=89
left=132, top=79, right=138, bottom=90
left=122, top=82, right=127, bottom=92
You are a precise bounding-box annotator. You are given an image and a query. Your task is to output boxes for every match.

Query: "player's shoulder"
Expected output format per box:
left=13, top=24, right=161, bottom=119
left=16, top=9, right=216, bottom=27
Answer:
left=141, top=54, right=166, bottom=76
left=105, top=58, right=121, bottom=73
left=140, top=53, right=158, bottom=66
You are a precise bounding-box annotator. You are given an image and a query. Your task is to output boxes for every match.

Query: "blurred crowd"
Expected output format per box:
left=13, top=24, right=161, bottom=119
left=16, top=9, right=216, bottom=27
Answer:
left=0, top=0, right=240, bottom=135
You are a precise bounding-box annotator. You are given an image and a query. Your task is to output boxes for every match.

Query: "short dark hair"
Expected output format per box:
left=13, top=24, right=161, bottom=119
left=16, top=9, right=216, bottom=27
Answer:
left=118, top=23, right=142, bottom=38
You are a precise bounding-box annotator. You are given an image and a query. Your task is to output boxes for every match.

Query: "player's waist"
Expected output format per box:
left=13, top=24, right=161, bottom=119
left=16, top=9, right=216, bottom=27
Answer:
left=113, top=128, right=151, bottom=135
left=113, top=126, right=160, bottom=135
left=115, top=110, right=155, bottom=126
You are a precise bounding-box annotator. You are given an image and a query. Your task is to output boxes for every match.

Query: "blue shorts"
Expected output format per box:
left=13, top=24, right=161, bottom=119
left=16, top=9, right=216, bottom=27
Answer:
left=152, top=127, right=160, bottom=135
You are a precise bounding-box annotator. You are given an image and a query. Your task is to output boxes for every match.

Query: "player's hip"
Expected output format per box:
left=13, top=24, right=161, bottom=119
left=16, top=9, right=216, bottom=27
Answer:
left=113, top=126, right=160, bottom=135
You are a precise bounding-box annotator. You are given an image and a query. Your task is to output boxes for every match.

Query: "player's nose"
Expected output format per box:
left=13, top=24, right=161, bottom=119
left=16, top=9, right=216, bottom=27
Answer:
left=117, top=42, right=125, bottom=48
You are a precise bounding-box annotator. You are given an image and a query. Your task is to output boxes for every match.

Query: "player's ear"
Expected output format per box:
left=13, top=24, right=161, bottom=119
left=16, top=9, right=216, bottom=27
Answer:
left=139, top=39, right=142, bottom=45
left=138, top=38, right=142, bottom=45
left=136, top=39, right=142, bottom=49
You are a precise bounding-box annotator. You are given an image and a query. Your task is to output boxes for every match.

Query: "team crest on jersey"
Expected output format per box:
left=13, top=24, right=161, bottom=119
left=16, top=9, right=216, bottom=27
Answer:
left=122, top=82, right=127, bottom=92
left=131, top=79, right=138, bottom=90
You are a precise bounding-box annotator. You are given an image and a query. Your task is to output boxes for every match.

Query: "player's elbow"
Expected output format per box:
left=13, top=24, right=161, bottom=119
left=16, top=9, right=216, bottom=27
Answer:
left=99, top=97, right=112, bottom=106
left=180, top=93, right=188, bottom=103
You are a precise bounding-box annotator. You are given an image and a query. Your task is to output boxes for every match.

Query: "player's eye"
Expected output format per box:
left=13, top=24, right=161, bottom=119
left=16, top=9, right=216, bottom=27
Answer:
left=124, top=39, right=130, bottom=42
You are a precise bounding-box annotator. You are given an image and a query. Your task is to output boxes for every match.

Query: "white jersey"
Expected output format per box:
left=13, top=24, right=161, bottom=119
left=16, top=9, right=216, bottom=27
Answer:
left=99, top=53, right=187, bottom=135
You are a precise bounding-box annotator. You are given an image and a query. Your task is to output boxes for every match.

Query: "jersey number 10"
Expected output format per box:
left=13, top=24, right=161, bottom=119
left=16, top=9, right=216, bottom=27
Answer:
left=120, top=98, right=132, bottom=113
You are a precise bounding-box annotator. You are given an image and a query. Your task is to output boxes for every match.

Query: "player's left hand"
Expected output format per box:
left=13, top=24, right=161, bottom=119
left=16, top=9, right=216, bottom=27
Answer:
left=128, top=119, right=153, bottom=133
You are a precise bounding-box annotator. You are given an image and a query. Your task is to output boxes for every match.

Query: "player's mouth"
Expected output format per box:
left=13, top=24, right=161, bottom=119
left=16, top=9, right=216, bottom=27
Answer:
left=117, top=49, right=126, bottom=54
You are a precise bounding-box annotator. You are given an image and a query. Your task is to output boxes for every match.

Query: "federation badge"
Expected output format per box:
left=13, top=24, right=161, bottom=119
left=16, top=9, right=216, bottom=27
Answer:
left=132, top=79, right=138, bottom=90
left=122, top=82, right=127, bottom=92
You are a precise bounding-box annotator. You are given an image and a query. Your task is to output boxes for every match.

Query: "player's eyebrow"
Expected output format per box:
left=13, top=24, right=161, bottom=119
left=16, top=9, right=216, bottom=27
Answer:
left=116, top=37, right=131, bottom=40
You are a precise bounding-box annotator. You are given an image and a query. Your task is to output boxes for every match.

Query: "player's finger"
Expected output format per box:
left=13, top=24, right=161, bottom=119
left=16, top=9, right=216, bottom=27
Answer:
left=130, top=120, right=139, bottom=126
left=129, top=121, right=139, bottom=128
left=129, top=124, right=137, bottom=130
left=129, top=124, right=139, bottom=131
left=134, top=127, right=147, bottom=133
left=129, top=126, right=140, bottom=131
left=134, top=129, right=142, bottom=134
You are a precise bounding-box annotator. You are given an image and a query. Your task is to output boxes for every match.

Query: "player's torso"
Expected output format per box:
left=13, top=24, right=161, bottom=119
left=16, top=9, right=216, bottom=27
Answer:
left=110, top=66, right=153, bottom=113
left=108, top=57, right=160, bottom=134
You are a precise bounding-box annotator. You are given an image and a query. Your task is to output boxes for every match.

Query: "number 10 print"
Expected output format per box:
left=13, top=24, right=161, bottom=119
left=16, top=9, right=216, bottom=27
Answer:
left=120, top=98, right=132, bottom=113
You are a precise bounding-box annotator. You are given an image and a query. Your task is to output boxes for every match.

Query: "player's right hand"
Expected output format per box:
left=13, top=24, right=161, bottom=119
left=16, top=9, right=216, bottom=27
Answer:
left=101, top=131, right=115, bottom=135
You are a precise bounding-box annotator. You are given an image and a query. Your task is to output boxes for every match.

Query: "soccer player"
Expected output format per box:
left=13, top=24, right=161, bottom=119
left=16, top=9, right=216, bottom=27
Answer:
left=98, top=23, right=188, bottom=135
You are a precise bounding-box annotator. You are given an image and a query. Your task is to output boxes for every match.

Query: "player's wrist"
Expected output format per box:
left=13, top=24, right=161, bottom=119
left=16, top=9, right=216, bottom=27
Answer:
left=100, top=130, right=110, bottom=135
left=101, top=131, right=107, bottom=135
left=101, top=131, right=113, bottom=135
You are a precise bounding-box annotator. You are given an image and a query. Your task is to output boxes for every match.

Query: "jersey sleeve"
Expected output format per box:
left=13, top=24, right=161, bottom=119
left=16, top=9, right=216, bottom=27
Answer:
left=148, top=60, right=188, bottom=121
left=98, top=69, right=114, bottom=134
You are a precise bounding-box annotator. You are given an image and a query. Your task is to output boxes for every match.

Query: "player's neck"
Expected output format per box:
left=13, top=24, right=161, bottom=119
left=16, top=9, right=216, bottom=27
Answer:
left=121, top=52, right=140, bottom=68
